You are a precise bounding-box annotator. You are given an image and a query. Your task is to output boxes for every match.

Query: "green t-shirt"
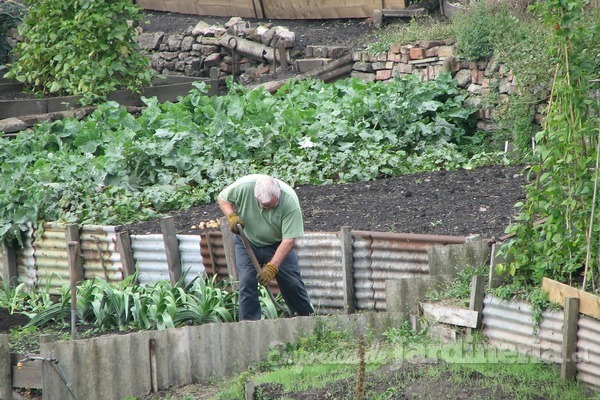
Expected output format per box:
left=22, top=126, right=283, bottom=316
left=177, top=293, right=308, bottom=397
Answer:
left=219, top=175, right=304, bottom=246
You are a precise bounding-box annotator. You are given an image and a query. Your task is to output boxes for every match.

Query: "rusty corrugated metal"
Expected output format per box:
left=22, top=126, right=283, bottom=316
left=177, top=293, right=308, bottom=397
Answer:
left=79, top=225, right=122, bottom=284
left=31, top=222, right=70, bottom=293
left=200, top=230, right=229, bottom=278
left=131, top=234, right=205, bottom=285
left=482, top=296, right=563, bottom=363
left=577, top=315, right=600, bottom=388
left=297, top=232, right=344, bottom=313
left=353, top=231, right=466, bottom=312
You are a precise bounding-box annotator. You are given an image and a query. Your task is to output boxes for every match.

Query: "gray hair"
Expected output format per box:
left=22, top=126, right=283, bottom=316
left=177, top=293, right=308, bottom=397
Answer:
left=254, top=175, right=281, bottom=203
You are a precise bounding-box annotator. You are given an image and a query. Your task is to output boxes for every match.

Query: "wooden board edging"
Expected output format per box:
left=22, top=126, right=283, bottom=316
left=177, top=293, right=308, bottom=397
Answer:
left=421, top=302, right=479, bottom=328
left=542, top=277, right=600, bottom=319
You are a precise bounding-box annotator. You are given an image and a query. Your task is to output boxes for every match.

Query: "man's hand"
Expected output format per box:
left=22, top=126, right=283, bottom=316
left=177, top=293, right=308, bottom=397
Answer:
left=257, top=262, right=278, bottom=285
left=227, top=213, right=244, bottom=233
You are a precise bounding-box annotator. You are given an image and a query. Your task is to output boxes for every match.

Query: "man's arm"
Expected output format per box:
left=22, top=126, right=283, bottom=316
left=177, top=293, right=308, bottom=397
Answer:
left=269, top=238, right=296, bottom=268
left=217, top=195, right=236, bottom=217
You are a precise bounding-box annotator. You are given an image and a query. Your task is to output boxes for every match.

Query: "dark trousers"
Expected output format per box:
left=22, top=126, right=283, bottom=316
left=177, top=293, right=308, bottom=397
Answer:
left=234, top=236, right=313, bottom=321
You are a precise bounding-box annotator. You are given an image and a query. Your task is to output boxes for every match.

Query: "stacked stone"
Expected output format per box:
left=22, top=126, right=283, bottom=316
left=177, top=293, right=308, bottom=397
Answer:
left=137, top=17, right=296, bottom=80
left=350, top=40, right=538, bottom=130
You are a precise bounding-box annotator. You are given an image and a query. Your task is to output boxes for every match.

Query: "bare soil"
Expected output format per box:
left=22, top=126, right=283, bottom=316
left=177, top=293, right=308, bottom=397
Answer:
left=120, top=165, right=528, bottom=242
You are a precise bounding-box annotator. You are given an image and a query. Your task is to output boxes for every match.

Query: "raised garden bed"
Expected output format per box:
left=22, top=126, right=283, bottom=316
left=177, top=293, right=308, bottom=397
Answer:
left=0, top=76, right=218, bottom=119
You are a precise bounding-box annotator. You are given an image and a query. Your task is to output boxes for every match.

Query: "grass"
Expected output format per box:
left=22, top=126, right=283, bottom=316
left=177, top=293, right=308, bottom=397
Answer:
left=208, top=321, right=598, bottom=400
left=367, top=16, right=455, bottom=54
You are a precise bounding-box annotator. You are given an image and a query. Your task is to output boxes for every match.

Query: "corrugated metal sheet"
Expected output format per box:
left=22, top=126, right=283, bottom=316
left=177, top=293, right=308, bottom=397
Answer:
left=577, top=315, right=600, bottom=388
left=178, top=234, right=205, bottom=283
left=79, top=225, right=122, bottom=284
left=26, top=223, right=124, bottom=293
left=482, top=296, right=563, bottom=363
left=131, top=234, right=205, bottom=285
left=31, top=222, right=70, bottom=292
left=16, top=227, right=36, bottom=288
left=297, top=232, right=344, bottom=313
left=353, top=231, right=466, bottom=312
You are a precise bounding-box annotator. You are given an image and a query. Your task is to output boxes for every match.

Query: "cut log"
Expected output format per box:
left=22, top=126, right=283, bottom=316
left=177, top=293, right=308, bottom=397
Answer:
left=219, top=34, right=275, bottom=63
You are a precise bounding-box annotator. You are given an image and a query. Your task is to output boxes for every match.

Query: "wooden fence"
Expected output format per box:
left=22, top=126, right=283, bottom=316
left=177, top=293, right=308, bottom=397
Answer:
left=135, top=0, right=406, bottom=19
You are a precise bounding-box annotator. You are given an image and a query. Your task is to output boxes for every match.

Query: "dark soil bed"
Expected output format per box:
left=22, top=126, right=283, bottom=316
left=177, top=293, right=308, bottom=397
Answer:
left=119, top=165, right=528, bottom=242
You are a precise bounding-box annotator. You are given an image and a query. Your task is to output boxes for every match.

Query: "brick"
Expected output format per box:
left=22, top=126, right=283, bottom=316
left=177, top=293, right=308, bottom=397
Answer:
left=376, top=69, right=393, bottom=81
left=387, top=52, right=402, bottom=62
left=296, top=58, right=328, bottom=73
left=437, top=46, right=454, bottom=57
left=389, top=43, right=403, bottom=54
left=353, top=61, right=374, bottom=73
left=393, top=63, right=413, bottom=74
left=425, top=48, right=437, bottom=58
left=409, top=47, right=425, bottom=60
left=371, top=62, right=388, bottom=71
left=385, top=61, right=395, bottom=69
left=351, top=71, right=376, bottom=83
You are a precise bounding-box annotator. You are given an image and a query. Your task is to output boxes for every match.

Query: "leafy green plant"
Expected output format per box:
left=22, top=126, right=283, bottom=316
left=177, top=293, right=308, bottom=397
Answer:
left=499, top=0, right=600, bottom=288
left=4, top=0, right=155, bottom=105
left=0, top=75, right=490, bottom=244
left=425, top=264, right=488, bottom=303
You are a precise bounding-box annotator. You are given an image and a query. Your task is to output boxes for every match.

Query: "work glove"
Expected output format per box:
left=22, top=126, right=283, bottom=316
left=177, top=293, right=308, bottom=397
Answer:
left=227, top=213, right=244, bottom=234
left=257, top=262, right=278, bottom=285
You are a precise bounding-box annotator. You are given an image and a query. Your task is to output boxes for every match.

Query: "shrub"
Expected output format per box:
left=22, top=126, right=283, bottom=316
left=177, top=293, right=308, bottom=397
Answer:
left=4, top=0, right=155, bottom=105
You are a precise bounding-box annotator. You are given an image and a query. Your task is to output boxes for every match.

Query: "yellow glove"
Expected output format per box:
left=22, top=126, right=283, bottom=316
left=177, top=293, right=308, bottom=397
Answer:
left=257, top=262, right=278, bottom=285
left=227, top=213, right=244, bottom=234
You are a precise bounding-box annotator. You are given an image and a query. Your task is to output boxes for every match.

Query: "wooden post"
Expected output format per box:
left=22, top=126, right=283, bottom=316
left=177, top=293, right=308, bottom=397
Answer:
left=116, top=231, right=136, bottom=280
left=67, top=241, right=80, bottom=338
left=149, top=338, right=158, bottom=393
left=219, top=217, right=237, bottom=283
left=561, top=297, right=580, bottom=381
left=65, top=224, right=84, bottom=284
left=467, top=275, right=486, bottom=334
left=276, top=41, right=288, bottom=70
left=160, top=217, right=182, bottom=286
left=341, top=226, right=355, bottom=314
left=0, top=334, right=12, bottom=400
left=1, top=240, right=18, bottom=288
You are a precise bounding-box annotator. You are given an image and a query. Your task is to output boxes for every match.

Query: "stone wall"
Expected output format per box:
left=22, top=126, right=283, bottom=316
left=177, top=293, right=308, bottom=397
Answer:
left=137, top=17, right=298, bottom=88
left=351, top=40, right=545, bottom=130
left=136, top=22, right=545, bottom=129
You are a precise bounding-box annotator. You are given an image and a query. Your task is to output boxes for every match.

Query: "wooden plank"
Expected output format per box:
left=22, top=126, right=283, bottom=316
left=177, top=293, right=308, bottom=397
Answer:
left=160, top=217, right=182, bottom=286
left=0, top=335, right=11, bottom=400
left=542, top=277, right=600, bottom=319
left=561, top=297, right=579, bottom=381
left=116, top=231, right=136, bottom=280
left=421, top=302, right=479, bottom=328
left=341, top=226, right=355, bottom=314
left=136, top=0, right=258, bottom=18
left=467, top=275, right=486, bottom=333
left=261, top=0, right=394, bottom=19
left=12, top=365, right=42, bottom=389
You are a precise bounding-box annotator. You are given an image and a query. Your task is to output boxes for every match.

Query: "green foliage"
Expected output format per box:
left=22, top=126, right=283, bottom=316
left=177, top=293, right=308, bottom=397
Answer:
left=23, top=273, right=241, bottom=331
left=425, top=264, right=488, bottom=303
left=382, top=320, right=426, bottom=346
left=0, top=75, right=494, bottom=244
left=367, top=16, right=454, bottom=54
left=3, top=0, right=155, bottom=105
left=499, top=1, right=600, bottom=288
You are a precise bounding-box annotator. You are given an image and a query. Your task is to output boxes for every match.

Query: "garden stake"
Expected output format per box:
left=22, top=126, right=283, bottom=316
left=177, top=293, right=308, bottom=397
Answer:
left=236, top=224, right=291, bottom=317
